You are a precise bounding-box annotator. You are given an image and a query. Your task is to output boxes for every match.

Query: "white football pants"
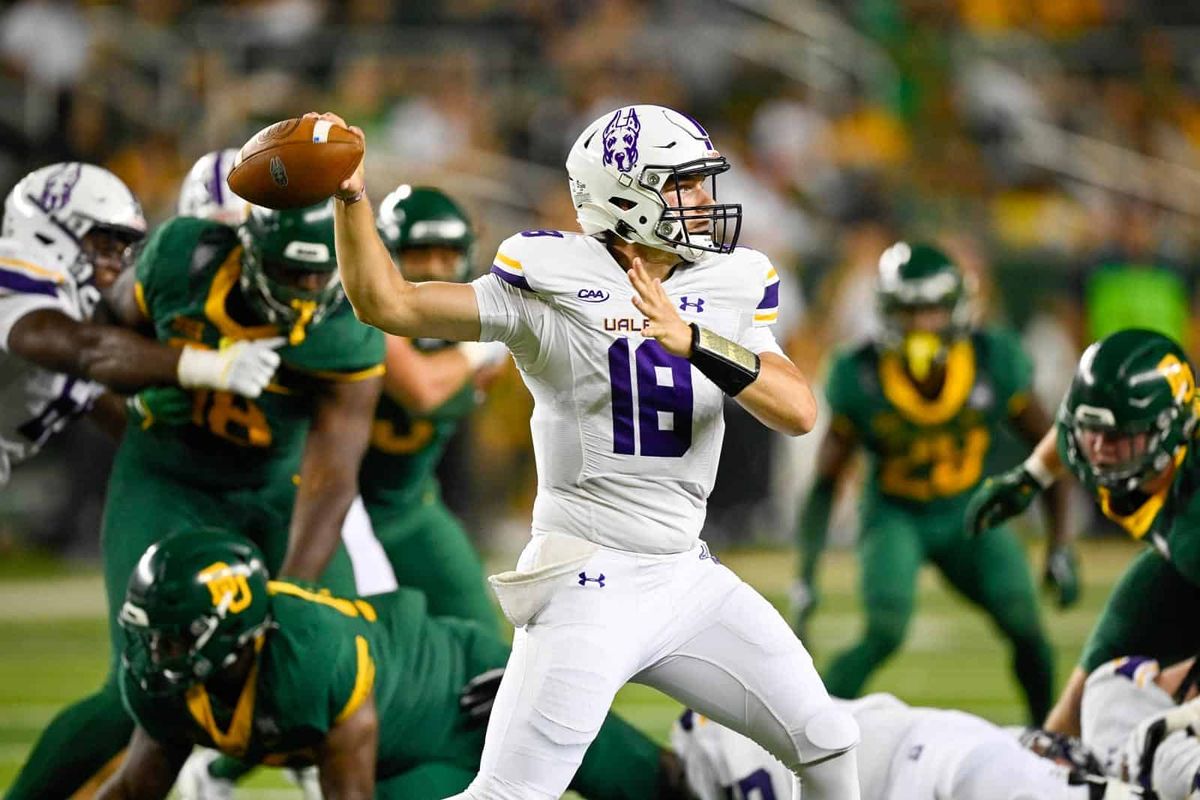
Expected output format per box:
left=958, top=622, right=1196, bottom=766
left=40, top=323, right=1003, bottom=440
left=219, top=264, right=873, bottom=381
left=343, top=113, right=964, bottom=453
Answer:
left=450, top=535, right=860, bottom=800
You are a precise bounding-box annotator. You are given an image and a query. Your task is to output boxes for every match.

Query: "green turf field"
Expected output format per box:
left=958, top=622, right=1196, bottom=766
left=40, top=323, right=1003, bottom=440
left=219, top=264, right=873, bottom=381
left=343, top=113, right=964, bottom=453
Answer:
left=0, top=536, right=1142, bottom=797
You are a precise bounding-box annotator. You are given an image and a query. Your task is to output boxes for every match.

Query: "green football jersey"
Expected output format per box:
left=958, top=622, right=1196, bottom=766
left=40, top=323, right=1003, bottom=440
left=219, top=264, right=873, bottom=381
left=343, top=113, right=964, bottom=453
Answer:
left=120, top=582, right=485, bottom=776
left=358, top=355, right=477, bottom=509
left=827, top=328, right=1032, bottom=516
left=130, top=217, right=385, bottom=489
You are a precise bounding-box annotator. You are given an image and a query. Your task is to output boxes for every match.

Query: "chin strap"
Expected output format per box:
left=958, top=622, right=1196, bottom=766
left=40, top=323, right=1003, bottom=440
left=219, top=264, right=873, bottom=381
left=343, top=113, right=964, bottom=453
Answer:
left=288, top=299, right=317, bottom=346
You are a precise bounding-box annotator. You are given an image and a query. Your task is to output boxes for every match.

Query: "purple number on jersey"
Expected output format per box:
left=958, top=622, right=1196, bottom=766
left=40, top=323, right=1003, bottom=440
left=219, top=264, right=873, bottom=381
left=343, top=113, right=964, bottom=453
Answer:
left=736, top=768, right=777, bottom=800
left=518, top=229, right=564, bottom=238
left=608, top=338, right=693, bottom=457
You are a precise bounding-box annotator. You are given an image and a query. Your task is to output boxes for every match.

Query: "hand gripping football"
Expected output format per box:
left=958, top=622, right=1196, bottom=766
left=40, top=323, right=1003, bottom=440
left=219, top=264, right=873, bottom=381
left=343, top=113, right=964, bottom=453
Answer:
left=227, top=116, right=362, bottom=209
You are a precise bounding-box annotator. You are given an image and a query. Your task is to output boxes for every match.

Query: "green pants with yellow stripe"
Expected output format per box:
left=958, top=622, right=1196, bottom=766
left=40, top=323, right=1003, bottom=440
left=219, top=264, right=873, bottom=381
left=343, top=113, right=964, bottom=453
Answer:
left=4, top=439, right=356, bottom=800
left=823, top=501, right=1054, bottom=724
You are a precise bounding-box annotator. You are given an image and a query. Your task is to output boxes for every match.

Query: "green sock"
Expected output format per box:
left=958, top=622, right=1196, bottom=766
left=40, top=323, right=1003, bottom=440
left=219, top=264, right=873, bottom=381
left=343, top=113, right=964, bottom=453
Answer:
left=5, top=681, right=131, bottom=800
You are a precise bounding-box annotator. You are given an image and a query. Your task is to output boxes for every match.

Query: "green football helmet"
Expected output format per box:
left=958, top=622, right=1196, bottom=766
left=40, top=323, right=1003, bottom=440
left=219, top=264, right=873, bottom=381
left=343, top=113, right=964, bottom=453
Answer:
left=376, top=185, right=474, bottom=281
left=239, top=200, right=344, bottom=345
left=119, top=529, right=271, bottom=696
left=876, top=241, right=971, bottom=381
left=1058, top=328, right=1199, bottom=496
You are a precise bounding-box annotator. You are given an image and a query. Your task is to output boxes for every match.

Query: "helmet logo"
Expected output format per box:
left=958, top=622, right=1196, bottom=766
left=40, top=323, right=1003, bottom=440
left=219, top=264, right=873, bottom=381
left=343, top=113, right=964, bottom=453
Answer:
left=269, top=156, right=288, bottom=188
left=602, top=108, right=641, bottom=174
left=198, top=561, right=253, bottom=616
left=282, top=241, right=330, bottom=263
left=1156, top=354, right=1195, bottom=404
left=37, top=163, right=82, bottom=212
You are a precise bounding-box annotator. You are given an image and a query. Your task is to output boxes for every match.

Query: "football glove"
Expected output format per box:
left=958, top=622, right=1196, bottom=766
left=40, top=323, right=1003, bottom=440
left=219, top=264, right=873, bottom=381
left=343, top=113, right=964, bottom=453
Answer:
left=966, top=464, right=1043, bottom=537
left=1123, top=697, right=1200, bottom=789
left=459, top=667, right=505, bottom=727
left=176, top=337, right=284, bottom=398
left=126, top=386, right=193, bottom=431
left=1045, top=544, right=1081, bottom=609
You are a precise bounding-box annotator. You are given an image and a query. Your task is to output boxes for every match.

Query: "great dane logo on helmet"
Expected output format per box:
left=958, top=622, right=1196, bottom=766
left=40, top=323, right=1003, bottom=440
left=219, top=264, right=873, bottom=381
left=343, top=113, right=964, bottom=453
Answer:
left=37, top=163, right=83, bottom=213
left=602, top=108, right=641, bottom=174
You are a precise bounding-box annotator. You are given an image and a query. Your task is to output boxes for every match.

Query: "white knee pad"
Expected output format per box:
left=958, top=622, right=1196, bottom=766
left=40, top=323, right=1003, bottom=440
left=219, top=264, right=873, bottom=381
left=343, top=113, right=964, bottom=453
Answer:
left=800, top=705, right=861, bottom=765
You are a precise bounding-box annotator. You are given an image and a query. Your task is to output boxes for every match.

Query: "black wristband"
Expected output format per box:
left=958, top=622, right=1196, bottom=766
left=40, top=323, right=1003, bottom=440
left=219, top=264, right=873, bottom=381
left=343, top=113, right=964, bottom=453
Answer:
left=689, top=323, right=760, bottom=396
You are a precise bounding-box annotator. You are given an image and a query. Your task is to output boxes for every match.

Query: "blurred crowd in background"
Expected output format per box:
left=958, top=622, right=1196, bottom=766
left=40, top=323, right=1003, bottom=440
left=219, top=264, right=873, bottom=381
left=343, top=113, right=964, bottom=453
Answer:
left=4, top=0, right=1200, bottom=559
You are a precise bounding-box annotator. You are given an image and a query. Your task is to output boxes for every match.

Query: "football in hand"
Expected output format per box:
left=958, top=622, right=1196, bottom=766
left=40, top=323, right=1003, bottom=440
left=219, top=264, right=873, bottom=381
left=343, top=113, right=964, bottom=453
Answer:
left=227, top=116, right=362, bottom=209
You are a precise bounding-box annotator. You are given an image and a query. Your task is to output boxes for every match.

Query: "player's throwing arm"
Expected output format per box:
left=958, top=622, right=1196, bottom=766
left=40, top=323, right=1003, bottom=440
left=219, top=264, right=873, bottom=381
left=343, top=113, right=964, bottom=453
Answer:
left=310, top=112, right=482, bottom=343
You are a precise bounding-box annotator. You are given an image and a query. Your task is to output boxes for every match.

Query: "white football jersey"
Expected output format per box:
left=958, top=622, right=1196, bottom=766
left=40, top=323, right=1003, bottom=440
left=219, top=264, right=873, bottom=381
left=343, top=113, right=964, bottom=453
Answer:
left=672, top=694, right=1098, bottom=800
left=472, top=230, right=782, bottom=553
left=1082, top=657, right=1177, bottom=779
left=0, top=236, right=105, bottom=486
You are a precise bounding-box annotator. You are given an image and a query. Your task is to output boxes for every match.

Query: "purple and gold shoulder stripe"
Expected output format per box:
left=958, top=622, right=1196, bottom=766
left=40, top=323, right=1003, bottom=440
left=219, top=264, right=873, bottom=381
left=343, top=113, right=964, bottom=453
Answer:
left=754, top=266, right=779, bottom=326
left=491, top=252, right=535, bottom=292
left=0, top=256, right=62, bottom=297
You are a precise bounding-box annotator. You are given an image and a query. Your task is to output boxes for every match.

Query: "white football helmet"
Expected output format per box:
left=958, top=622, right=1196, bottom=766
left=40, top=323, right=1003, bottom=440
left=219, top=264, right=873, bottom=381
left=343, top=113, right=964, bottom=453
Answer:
left=177, top=148, right=248, bottom=226
left=565, top=104, right=742, bottom=260
left=2, top=162, right=146, bottom=281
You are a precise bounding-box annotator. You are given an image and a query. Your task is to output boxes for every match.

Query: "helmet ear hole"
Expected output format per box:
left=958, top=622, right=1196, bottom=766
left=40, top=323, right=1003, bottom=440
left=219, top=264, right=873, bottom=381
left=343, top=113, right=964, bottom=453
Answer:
left=607, top=196, right=636, bottom=211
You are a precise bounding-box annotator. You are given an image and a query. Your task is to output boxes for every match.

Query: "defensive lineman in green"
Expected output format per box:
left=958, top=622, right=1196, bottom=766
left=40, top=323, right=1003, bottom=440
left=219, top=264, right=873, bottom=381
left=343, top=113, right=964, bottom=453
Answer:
left=346, top=184, right=507, bottom=627
left=795, top=241, right=1068, bottom=723
left=5, top=199, right=384, bottom=799
left=98, top=530, right=692, bottom=799
left=969, top=328, right=1200, bottom=736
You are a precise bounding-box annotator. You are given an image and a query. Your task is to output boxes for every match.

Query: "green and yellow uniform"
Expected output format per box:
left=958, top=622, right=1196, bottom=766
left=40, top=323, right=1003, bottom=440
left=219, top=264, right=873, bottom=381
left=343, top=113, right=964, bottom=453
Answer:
left=818, top=328, right=1052, bottom=717
left=123, top=582, right=665, bottom=798
left=1045, top=331, right=1200, bottom=673
left=4, top=216, right=384, bottom=800
left=360, top=371, right=497, bottom=630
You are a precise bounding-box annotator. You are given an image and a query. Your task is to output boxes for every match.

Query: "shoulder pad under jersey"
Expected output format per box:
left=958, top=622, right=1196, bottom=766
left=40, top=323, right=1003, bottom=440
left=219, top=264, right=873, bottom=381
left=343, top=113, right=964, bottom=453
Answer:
left=0, top=236, right=70, bottom=298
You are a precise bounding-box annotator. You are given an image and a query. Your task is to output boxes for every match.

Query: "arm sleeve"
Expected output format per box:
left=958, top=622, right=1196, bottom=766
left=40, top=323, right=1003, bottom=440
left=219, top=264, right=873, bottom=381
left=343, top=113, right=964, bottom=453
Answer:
left=752, top=262, right=781, bottom=328
left=279, top=629, right=375, bottom=740
left=470, top=273, right=545, bottom=371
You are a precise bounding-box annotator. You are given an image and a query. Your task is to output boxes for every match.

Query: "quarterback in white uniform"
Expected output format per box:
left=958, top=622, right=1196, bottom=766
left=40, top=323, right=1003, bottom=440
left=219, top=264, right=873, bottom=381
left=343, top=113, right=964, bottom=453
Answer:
left=673, top=693, right=1142, bottom=799
left=0, top=161, right=282, bottom=487
left=1083, top=656, right=1200, bottom=799
left=325, top=104, right=860, bottom=799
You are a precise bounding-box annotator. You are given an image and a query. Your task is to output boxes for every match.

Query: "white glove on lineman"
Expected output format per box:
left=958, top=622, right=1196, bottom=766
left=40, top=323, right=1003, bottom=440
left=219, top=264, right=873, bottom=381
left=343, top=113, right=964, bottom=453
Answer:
left=1123, top=697, right=1200, bottom=787
left=176, top=337, right=285, bottom=398
left=459, top=340, right=510, bottom=371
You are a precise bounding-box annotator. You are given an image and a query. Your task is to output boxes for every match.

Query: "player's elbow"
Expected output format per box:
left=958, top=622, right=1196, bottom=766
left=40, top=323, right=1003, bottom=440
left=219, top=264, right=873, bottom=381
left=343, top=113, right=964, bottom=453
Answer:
left=778, top=392, right=818, bottom=437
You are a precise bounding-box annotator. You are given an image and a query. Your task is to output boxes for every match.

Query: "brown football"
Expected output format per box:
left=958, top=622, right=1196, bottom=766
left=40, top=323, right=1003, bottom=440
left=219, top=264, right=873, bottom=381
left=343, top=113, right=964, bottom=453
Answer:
left=227, top=116, right=363, bottom=209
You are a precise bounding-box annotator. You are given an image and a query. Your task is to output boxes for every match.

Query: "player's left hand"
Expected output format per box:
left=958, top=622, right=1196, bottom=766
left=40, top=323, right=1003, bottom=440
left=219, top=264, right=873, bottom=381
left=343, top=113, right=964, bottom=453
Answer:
left=459, top=667, right=505, bottom=727
left=628, top=257, right=692, bottom=357
left=1044, top=544, right=1081, bottom=609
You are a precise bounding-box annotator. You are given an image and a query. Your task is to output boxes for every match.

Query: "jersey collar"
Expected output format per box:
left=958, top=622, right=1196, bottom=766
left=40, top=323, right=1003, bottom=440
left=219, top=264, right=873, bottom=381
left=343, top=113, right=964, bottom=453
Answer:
left=878, top=338, right=975, bottom=426
left=184, top=635, right=265, bottom=757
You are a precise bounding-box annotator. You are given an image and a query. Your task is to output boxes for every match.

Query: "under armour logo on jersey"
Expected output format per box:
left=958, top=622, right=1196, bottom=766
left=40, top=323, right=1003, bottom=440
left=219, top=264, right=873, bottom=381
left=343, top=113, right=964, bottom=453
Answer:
left=699, top=543, right=720, bottom=564
left=578, top=572, right=606, bottom=587
left=679, top=296, right=705, bottom=313
left=908, top=744, right=924, bottom=761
